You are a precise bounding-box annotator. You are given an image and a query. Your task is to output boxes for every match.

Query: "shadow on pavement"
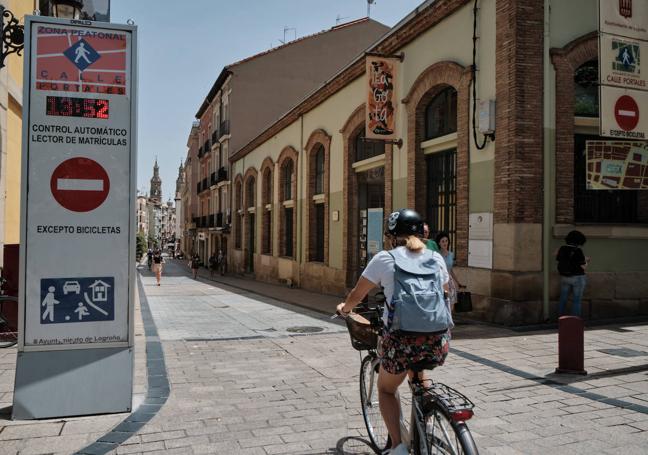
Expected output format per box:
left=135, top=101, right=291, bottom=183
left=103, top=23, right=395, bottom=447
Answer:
left=335, top=436, right=377, bottom=454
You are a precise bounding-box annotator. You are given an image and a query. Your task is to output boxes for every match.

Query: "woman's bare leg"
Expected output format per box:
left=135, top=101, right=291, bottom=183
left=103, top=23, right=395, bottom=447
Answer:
left=377, top=366, right=407, bottom=448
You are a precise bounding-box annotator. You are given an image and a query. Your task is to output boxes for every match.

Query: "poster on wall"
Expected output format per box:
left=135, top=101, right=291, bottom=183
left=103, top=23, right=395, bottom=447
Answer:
left=366, top=56, right=398, bottom=140
left=586, top=140, right=648, bottom=189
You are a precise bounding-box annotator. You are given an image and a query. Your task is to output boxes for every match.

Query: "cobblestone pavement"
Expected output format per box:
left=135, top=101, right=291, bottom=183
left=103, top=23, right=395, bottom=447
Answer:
left=2, top=259, right=648, bottom=454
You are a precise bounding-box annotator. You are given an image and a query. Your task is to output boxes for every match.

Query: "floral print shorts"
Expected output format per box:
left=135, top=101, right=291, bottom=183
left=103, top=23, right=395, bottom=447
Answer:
left=380, top=329, right=451, bottom=375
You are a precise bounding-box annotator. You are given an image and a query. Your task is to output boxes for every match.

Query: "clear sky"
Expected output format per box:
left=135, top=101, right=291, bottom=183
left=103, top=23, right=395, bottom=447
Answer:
left=110, top=0, right=422, bottom=200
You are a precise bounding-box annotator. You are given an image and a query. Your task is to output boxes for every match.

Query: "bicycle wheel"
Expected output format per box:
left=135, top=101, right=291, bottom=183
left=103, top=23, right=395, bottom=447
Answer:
left=416, top=403, right=478, bottom=455
left=360, top=354, right=390, bottom=453
left=0, top=318, right=17, bottom=348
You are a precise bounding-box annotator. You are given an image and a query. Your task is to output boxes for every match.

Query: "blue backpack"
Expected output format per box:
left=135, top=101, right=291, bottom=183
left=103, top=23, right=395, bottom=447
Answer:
left=386, top=249, right=453, bottom=334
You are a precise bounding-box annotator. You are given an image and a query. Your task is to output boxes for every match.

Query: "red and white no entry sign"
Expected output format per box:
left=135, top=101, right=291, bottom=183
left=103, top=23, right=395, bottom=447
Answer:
left=50, top=157, right=110, bottom=212
left=614, top=95, right=640, bottom=132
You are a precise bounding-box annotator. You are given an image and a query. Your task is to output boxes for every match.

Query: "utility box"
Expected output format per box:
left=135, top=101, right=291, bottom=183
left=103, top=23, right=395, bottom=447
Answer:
left=478, top=99, right=496, bottom=135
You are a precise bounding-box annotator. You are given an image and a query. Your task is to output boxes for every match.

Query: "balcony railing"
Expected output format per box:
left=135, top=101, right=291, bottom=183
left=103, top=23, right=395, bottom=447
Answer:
left=219, top=119, right=230, bottom=137
left=208, top=214, right=215, bottom=228
left=192, top=217, right=199, bottom=228
left=217, top=166, right=228, bottom=183
left=216, top=212, right=223, bottom=228
left=204, top=139, right=211, bottom=152
left=210, top=172, right=217, bottom=186
left=196, top=181, right=201, bottom=193
left=211, top=129, right=219, bottom=143
left=201, top=216, right=207, bottom=228
left=197, top=146, right=203, bottom=158
left=201, top=178, right=208, bottom=192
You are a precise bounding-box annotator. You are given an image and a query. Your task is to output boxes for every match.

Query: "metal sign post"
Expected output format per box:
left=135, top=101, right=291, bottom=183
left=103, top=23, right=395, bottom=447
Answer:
left=13, top=16, right=137, bottom=420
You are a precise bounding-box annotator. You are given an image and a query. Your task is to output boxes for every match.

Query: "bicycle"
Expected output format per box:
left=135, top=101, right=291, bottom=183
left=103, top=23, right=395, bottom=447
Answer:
left=0, top=295, right=18, bottom=348
left=340, top=303, right=478, bottom=454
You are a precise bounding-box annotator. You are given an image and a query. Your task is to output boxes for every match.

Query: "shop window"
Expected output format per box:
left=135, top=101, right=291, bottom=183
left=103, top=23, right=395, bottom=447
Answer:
left=573, top=135, right=638, bottom=222
left=283, top=207, right=293, bottom=258
left=574, top=60, right=598, bottom=117
left=424, top=87, right=457, bottom=140
left=426, top=149, right=457, bottom=251
left=354, top=130, right=385, bottom=162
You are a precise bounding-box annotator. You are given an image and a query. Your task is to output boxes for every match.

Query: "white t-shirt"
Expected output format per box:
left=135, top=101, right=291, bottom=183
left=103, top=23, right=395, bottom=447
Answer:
left=361, top=246, right=449, bottom=324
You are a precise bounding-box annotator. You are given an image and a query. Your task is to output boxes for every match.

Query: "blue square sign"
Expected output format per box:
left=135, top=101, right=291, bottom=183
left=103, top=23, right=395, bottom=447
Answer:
left=63, top=39, right=101, bottom=71
left=40, top=277, right=115, bottom=324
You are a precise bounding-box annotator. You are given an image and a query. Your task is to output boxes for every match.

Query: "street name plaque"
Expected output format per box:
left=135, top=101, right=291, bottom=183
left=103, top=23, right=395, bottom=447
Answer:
left=13, top=16, right=137, bottom=420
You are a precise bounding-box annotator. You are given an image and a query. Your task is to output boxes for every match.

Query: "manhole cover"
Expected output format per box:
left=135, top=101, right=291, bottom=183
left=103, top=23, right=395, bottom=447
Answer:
left=286, top=326, right=324, bottom=334
left=598, top=348, right=648, bottom=358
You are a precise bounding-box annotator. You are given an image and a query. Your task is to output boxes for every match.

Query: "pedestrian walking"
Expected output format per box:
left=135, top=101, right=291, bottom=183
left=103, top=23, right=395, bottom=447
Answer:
left=147, top=248, right=153, bottom=270
left=217, top=249, right=226, bottom=276
left=190, top=254, right=200, bottom=280
left=435, top=231, right=465, bottom=310
left=556, top=230, right=590, bottom=317
left=337, top=209, right=452, bottom=455
left=152, top=249, right=164, bottom=286
left=208, top=252, right=217, bottom=278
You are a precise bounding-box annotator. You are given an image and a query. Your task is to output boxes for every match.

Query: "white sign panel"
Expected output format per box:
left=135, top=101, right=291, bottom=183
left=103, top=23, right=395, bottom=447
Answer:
left=600, top=0, right=648, bottom=41
left=600, top=86, right=648, bottom=139
left=600, top=33, right=648, bottom=91
left=21, top=19, right=136, bottom=350
left=468, top=240, right=492, bottom=270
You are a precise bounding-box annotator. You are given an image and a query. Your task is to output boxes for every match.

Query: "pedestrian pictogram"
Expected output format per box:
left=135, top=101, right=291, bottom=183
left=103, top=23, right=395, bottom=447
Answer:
left=63, top=39, right=101, bottom=71
left=614, top=95, right=640, bottom=131
left=50, top=157, right=110, bottom=212
left=40, top=277, right=115, bottom=324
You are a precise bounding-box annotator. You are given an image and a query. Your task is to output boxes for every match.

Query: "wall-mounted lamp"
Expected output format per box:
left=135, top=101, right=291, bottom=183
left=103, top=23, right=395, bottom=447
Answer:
left=0, top=6, right=24, bottom=69
left=51, top=0, right=83, bottom=20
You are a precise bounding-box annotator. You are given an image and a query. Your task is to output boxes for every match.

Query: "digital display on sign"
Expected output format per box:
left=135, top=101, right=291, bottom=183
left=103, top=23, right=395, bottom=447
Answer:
left=46, top=96, right=109, bottom=119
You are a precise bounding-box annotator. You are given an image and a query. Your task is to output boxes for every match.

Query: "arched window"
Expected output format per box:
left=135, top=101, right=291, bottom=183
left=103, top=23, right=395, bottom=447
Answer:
left=574, top=60, right=598, bottom=117
left=246, top=177, right=256, bottom=209
left=354, top=130, right=385, bottom=162
left=234, top=179, right=242, bottom=249
left=262, top=166, right=273, bottom=255
left=424, top=86, right=457, bottom=140
left=314, top=145, right=325, bottom=195
left=282, top=160, right=294, bottom=201
left=573, top=60, right=638, bottom=223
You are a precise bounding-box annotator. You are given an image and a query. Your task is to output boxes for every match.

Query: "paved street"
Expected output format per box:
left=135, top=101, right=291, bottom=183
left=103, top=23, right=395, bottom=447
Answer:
left=2, top=259, right=648, bottom=454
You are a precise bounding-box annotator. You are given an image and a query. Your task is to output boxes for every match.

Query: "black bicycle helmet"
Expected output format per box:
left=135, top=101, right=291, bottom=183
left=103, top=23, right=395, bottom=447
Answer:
left=386, top=209, right=424, bottom=237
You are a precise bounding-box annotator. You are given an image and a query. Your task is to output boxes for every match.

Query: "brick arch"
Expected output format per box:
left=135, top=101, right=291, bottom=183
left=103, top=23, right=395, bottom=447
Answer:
left=276, top=146, right=298, bottom=259
left=259, top=158, right=274, bottom=255
left=550, top=32, right=598, bottom=223
left=305, top=129, right=331, bottom=264
left=403, top=60, right=471, bottom=265
left=242, top=167, right=258, bottom=209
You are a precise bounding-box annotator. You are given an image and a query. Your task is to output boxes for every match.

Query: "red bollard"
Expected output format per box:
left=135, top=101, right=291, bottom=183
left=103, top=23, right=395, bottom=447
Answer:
left=555, top=316, right=587, bottom=375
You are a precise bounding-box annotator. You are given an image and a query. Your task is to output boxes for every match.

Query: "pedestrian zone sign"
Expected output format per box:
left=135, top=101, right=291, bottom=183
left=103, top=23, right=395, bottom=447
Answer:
left=19, top=17, right=137, bottom=351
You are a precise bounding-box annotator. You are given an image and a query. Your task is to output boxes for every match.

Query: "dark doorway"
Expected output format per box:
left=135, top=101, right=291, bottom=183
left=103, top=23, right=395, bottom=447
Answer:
left=426, top=149, right=457, bottom=251
left=247, top=214, right=255, bottom=273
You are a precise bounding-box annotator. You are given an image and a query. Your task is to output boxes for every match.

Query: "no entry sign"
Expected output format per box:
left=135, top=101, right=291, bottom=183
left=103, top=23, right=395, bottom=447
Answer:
left=614, top=95, right=640, bottom=131
left=601, top=86, right=648, bottom=139
left=50, top=157, right=110, bottom=212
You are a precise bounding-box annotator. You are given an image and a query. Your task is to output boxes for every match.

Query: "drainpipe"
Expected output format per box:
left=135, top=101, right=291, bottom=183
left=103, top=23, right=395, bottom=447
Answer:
left=542, top=0, right=552, bottom=321
left=296, top=114, right=304, bottom=286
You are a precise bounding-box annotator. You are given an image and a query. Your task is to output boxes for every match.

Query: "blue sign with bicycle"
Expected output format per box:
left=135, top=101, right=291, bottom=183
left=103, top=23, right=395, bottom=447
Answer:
left=40, top=277, right=114, bottom=324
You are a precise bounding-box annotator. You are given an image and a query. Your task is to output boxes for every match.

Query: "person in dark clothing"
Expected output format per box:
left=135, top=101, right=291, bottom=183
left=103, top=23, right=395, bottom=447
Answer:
left=556, top=230, right=590, bottom=317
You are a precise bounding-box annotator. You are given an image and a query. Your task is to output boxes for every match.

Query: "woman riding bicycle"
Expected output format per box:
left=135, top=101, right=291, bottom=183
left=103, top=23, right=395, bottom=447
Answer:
left=337, top=209, right=451, bottom=455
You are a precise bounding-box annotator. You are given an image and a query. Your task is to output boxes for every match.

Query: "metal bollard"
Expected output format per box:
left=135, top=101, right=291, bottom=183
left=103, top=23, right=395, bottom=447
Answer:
left=555, top=316, right=587, bottom=375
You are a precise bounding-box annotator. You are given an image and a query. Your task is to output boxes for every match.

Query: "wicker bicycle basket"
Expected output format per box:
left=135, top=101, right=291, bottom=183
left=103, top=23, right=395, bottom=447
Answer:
left=345, top=311, right=379, bottom=351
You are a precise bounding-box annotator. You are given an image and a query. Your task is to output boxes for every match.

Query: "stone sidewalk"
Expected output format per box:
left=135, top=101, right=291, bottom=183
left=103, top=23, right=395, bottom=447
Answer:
left=1, top=260, right=648, bottom=454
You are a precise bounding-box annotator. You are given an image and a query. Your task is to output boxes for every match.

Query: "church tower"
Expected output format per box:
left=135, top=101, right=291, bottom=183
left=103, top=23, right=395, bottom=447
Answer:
left=175, top=161, right=184, bottom=199
left=150, top=158, right=162, bottom=203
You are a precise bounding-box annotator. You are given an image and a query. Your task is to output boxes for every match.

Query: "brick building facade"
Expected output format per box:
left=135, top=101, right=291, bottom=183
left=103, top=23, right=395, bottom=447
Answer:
left=229, top=0, right=648, bottom=325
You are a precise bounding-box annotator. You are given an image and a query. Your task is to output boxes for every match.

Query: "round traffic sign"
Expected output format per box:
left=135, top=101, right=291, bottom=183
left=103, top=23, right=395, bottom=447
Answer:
left=50, top=157, right=110, bottom=212
left=614, top=95, right=640, bottom=131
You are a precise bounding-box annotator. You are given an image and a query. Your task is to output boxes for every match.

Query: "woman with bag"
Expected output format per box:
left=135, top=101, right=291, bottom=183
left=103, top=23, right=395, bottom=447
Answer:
left=152, top=249, right=164, bottom=286
left=190, top=254, right=200, bottom=280
left=336, top=209, right=451, bottom=455
left=435, top=231, right=466, bottom=310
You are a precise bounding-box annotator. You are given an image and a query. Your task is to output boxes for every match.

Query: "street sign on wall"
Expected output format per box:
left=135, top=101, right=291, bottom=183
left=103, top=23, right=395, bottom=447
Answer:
left=600, top=85, right=648, bottom=139
left=599, top=33, right=647, bottom=90
left=600, top=0, right=648, bottom=41
left=20, top=18, right=136, bottom=351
